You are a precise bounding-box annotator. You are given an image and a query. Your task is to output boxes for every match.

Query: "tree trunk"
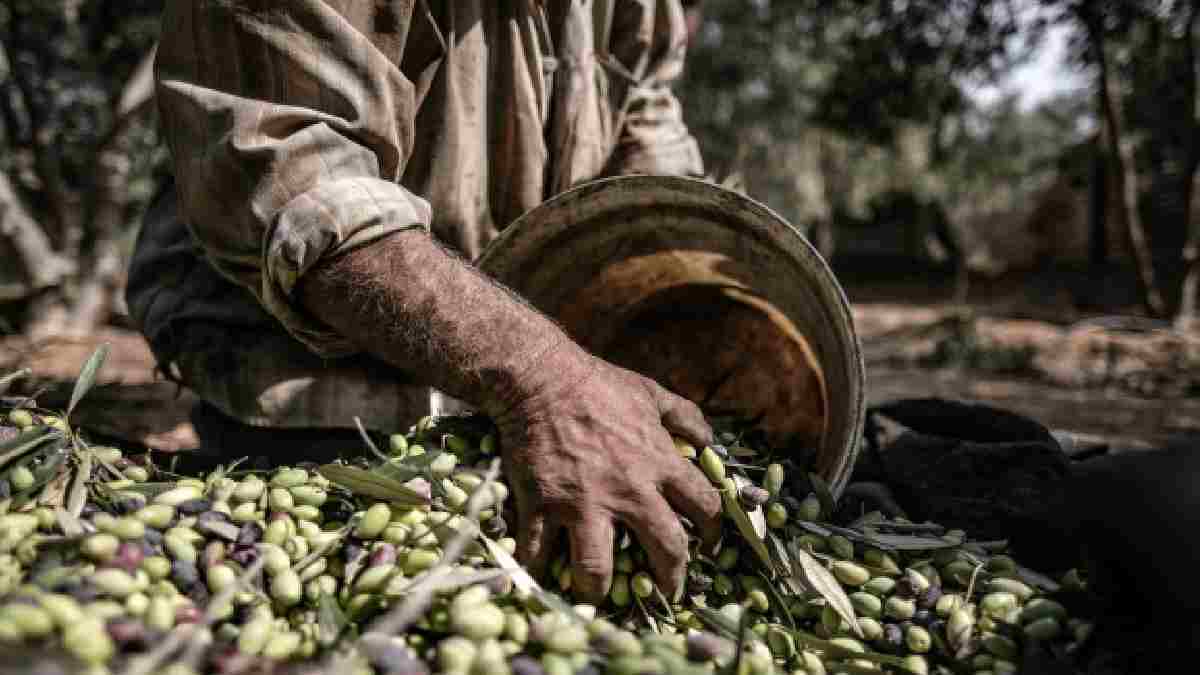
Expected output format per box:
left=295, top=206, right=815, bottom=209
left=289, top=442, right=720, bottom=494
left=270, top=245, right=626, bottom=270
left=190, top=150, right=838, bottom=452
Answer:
left=67, top=148, right=134, bottom=335
left=1181, top=204, right=1200, bottom=333
left=1090, top=16, right=1167, bottom=318
left=61, top=45, right=158, bottom=335
left=1175, top=4, right=1200, bottom=332
left=0, top=172, right=75, bottom=298
left=1088, top=136, right=1108, bottom=270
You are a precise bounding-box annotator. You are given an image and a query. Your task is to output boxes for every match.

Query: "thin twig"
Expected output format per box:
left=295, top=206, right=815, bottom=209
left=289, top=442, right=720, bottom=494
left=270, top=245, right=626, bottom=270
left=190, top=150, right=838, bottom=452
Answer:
left=633, top=593, right=659, bottom=635
left=652, top=586, right=677, bottom=624
left=0, top=369, right=31, bottom=396
left=964, top=561, right=985, bottom=601
left=292, top=523, right=353, bottom=574
left=354, top=416, right=390, bottom=463
left=180, top=626, right=214, bottom=673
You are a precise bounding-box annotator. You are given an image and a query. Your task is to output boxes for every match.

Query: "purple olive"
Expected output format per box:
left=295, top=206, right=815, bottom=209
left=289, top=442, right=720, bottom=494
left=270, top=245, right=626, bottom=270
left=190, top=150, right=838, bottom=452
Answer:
left=917, top=584, right=943, bottom=610
left=482, top=516, right=507, bottom=538
left=686, top=631, right=726, bottom=662
left=171, top=559, right=199, bottom=591
left=237, top=522, right=263, bottom=547
left=882, top=623, right=904, bottom=652
left=369, top=544, right=398, bottom=567
left=176, top=498, right=213, bottom=515
left=510, top=655, right=547, bottom=675
left=112, top=542, right=145, bottom=573
left=738, top=485, right=771, bottom=508
left=228, top=544, right=259, bottom=568
left=176, top=605, right=203, bottom=624
left=112, top=498, right=142, bottom=515
left=107, top=619, right=150, bottom=646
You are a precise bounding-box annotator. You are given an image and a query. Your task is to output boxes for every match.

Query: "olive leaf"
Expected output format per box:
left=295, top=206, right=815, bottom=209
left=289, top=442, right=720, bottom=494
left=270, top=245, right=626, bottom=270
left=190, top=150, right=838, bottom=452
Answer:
left=633, top=593, right=660, bottom=635
left=1015, top=564, right=1060, bottom=593
left=11, top=448, right=68, bottom=510
left=870, top=521, right=945, bottom=535
left=808, top=471, right=837, bottom=520
left=766, top=532, right=802, bottom=594
left=731, top=475, right=767, bottom=539
left=90, top=445, right=129, bottom=482
left=787, top=540, right=862, bottom=638
left=766, top=532, right=791, bottom=574
left=693, top=607, right=761, bottom=644
left=758, top=568, right=796, bottom=630
left=0, top=426, right=58, bottom=470
left=67, top=446, right=92, bottom=517
left=728, top=602, right=754, bottom=675
left=37, top=460, right=71, bottom=507
left=792, top=520, right=833, bottom=538
left=54, top=507, right=84, bottom=538
left=481, top=535, right=540, bottom=595
left=318, top=592, right=350, bottom=647
left=858, top=532, right=956, bottom=551
left=373, top=461, right=422, bottom=485
left=12, top=436, right=68, bottom=487
left=829, top=663, right=894, bottom=675
left=398, top=449, right=446, bottom=471
left=68, top=343, right=110, bottom=419
left=111, top=481, right=180, bottom=499
left=318, top=465, right=430, bottom=506
left=849, top=511, right=887, bottom=530
left=720, top=479, right=774, bottom=574
left=528, top=588, right=592, bottom=626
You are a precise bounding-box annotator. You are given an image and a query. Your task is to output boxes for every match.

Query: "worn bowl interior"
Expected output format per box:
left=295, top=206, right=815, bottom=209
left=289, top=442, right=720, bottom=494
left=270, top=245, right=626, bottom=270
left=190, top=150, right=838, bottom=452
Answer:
left=477, top=176, right=865, bottom=497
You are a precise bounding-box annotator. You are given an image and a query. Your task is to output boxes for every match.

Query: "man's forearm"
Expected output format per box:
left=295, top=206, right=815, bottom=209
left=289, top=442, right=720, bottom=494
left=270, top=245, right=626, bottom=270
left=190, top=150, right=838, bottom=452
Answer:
left=297, top=229, right=581, bottom=417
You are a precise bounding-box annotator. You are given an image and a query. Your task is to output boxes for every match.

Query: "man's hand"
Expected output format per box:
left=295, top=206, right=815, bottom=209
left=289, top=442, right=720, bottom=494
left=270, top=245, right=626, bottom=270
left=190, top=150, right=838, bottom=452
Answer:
left=494, top=346, right=722, bottom=604
left=298, top=230, right=721, bottom=603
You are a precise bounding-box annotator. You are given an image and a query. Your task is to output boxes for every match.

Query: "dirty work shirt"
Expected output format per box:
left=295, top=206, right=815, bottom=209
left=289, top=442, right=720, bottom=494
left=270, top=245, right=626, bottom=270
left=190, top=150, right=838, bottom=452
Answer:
left=126, top=0, right=704, bottom=432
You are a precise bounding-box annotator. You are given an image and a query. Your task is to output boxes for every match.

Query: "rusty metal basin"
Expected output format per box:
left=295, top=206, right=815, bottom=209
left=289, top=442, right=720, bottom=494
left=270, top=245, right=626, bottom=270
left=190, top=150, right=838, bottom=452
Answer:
left=477, top=175, right=865, bottom=498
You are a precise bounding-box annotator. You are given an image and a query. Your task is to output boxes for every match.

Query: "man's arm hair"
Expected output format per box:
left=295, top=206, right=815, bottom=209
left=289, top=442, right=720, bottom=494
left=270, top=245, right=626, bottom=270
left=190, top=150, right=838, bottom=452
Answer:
left=297, top=228, right=582, bottom=418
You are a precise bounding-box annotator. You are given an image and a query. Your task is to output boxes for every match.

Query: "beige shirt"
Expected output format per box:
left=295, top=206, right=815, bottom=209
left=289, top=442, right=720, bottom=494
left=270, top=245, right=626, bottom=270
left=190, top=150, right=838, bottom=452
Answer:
left=127, top=0, right=703, bottom=430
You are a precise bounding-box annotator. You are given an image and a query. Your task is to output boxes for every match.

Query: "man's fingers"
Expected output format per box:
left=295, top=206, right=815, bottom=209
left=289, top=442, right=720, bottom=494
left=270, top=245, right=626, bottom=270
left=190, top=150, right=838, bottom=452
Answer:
left=515, top=509, right=557, bottom=580
left=620, top=491, right=690, bottom=603
left=661, top=458, right=723, bottom=552
left=568, top=513, right=616, bottom=604
left=652, top=383, right=712, bottom=448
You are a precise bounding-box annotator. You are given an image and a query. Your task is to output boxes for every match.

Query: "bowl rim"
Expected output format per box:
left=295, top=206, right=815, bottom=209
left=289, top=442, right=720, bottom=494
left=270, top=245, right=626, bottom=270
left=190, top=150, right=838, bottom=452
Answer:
left=478, top=175, right=865, bottom=498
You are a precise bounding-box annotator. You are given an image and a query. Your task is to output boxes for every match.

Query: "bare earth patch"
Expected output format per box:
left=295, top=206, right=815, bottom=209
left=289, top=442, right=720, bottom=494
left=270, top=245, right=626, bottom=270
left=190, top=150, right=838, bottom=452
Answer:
left=1, top=308, right=1196, bottom=452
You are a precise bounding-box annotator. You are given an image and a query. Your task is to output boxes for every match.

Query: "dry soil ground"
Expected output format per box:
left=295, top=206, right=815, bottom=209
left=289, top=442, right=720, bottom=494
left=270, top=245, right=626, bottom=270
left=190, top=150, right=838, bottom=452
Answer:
left=1, top=262, right=1197, bottom=454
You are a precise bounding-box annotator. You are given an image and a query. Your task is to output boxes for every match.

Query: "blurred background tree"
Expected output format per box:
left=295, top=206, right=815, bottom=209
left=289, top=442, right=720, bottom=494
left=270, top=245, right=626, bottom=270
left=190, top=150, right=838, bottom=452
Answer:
left=683, top=0, right=1199, bottom=322
left=0, top=0, right=166, bottom=337
left=1, top=0, right=1198, bottom=334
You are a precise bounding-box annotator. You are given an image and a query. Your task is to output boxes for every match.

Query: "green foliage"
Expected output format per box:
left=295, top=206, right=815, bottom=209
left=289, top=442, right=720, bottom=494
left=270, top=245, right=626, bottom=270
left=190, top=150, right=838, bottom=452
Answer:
left=680, top=1, right=1064, bottom=257
left=683, top=1, right=1032, bottom=165
left=0, top=0, right=167, bottom=289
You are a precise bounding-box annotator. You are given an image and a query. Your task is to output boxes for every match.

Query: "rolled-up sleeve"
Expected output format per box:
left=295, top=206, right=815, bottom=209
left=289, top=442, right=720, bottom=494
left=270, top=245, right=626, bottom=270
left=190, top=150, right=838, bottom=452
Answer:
left=603, top=0, right=704, bottom=178
left=156, top=0, right=431, bottom=357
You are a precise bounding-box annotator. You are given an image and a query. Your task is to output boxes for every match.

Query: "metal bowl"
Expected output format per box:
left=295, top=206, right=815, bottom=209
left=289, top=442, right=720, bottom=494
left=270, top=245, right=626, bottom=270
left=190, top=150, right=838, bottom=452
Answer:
left=478, top=175, right=865, bottom=498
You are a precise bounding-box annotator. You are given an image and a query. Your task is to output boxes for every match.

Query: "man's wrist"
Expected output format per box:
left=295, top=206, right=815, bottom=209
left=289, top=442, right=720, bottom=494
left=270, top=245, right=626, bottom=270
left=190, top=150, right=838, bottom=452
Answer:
left=482, top=332, right=596, bottom=421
